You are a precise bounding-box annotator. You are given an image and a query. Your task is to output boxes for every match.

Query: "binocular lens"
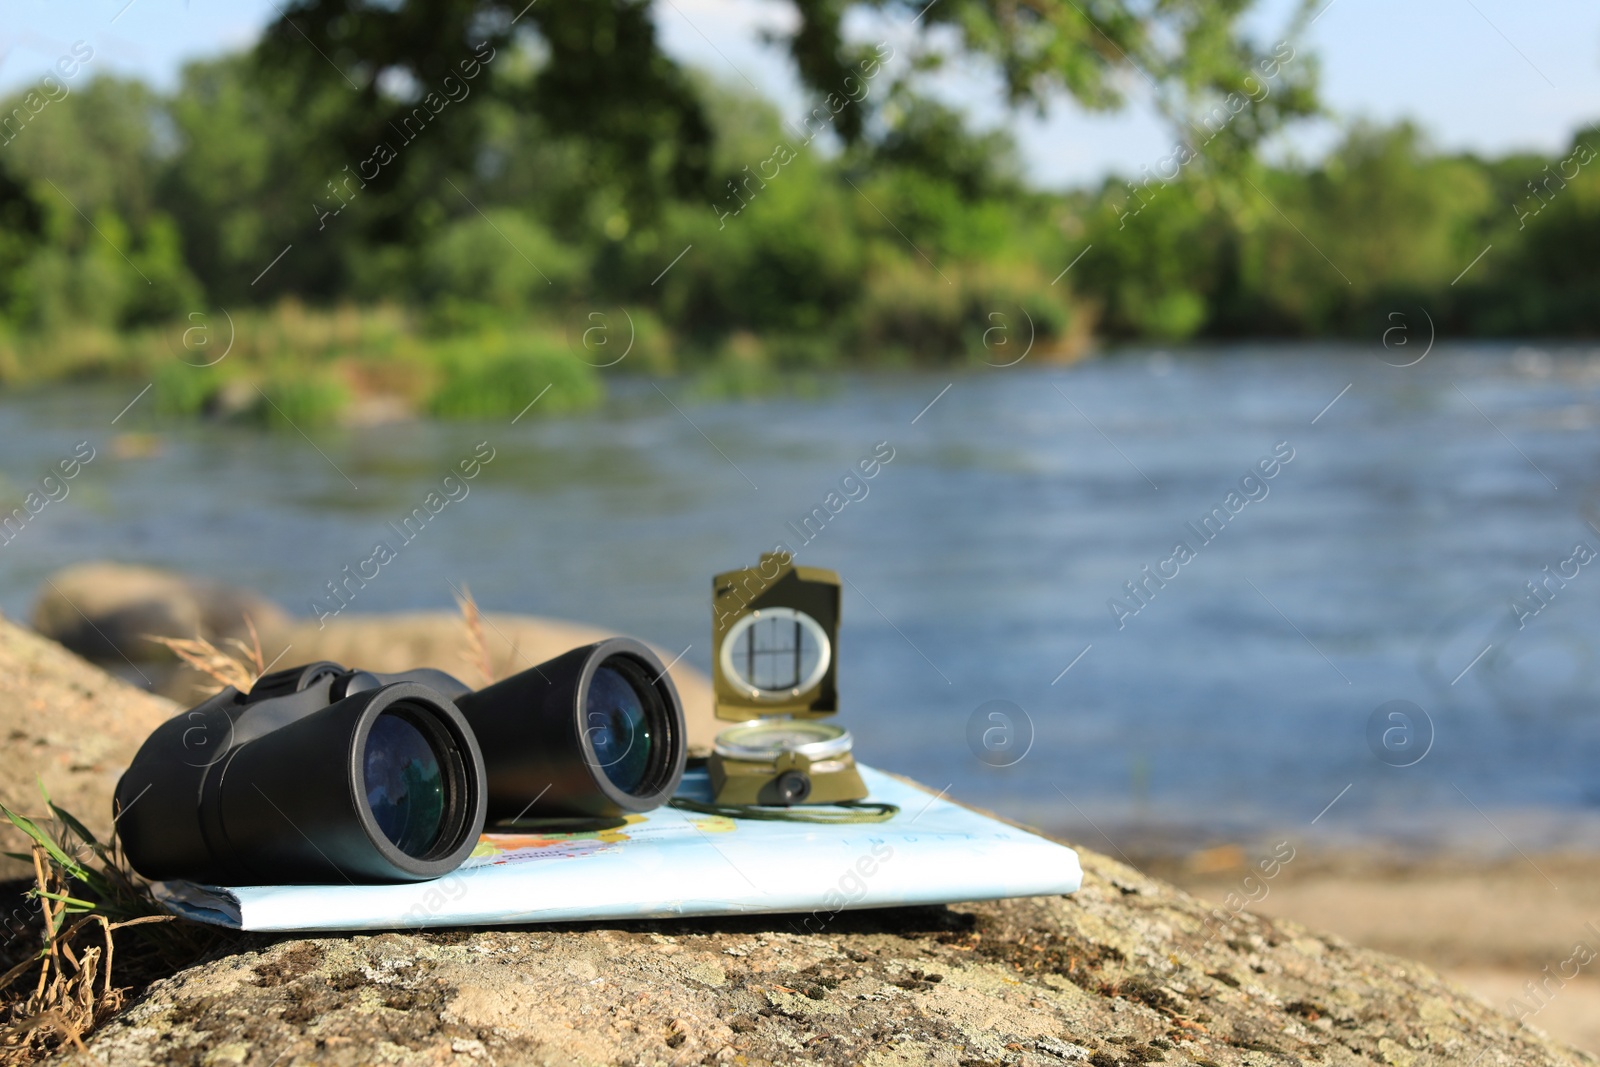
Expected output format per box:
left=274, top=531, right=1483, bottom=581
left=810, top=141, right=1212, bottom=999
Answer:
left=114, top=677, right=487, bottom=885
left=456, top=637, right=687, bottom=821
left=364, top=711, right=448, bottom=857
left=586, top=658, right=661, bottom=795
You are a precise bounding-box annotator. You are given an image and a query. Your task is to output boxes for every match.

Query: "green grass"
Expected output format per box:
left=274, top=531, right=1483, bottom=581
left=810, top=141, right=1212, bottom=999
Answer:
left=1, top=788, right=222, bottom=1065
left=426, top=331, right=603, bottom=419
left=0, top=302, right=607, bottom=427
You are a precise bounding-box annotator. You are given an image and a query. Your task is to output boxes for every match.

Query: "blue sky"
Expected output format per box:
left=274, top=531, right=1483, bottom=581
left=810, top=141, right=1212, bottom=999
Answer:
left=3, top=0, right=1597, bottom=187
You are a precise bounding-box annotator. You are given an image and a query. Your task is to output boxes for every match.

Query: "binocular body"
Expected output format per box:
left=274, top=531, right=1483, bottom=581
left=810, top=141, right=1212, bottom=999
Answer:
left=114, top=638, right=687, bottom=886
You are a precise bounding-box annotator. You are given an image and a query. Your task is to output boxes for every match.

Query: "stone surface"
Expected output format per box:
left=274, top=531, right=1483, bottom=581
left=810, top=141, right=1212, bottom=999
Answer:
left=30, top=562, right=292, bottom=667
left=0, top=611, right=1587, bottom=1067
left=52, top=850, right=1596, bottom=1067
left=0, top=611, right=179, bottom=882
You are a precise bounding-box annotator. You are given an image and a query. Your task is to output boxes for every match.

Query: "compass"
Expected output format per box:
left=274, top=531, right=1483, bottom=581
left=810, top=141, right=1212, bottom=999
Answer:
left=707, top=556, right=867, bottom=806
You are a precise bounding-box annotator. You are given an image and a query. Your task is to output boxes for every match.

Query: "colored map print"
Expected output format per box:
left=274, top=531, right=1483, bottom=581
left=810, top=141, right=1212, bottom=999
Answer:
left=464, top=813, right=733, bottom=867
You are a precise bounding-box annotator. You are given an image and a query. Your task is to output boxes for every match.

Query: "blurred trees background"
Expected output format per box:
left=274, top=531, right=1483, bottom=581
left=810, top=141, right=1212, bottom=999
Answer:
left=0, top=0, right=1595, bottom=419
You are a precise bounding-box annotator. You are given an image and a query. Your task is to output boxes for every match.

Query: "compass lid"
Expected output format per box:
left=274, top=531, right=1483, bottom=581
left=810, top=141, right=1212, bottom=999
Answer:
left=711, top=555, right=840, bottom=722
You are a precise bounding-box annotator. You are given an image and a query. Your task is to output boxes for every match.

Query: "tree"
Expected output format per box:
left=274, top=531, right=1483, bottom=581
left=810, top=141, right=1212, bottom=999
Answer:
left=256, top=0, right=712, bottom=224
left=0, top=159, right=45, bottom=326
left=257, top=0, right=1321, bottom=219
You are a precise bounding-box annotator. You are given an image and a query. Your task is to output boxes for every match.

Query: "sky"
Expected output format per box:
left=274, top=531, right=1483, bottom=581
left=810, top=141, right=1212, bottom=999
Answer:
left=2, top=0, right=1598, bottom=188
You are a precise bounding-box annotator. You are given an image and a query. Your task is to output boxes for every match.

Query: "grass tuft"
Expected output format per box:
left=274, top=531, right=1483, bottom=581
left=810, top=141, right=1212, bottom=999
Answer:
left=0, top=788, right=222, bottom=1065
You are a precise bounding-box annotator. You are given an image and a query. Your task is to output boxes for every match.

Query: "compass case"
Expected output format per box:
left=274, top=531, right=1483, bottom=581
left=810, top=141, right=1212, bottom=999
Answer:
left=709, top=555, right=866, bottom=805
left=708, top=746, right=868, bottom=805
left=711, top=554, right=840, bottom=722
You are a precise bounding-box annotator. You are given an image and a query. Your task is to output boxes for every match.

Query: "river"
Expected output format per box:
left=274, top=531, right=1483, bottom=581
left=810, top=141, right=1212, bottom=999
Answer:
left=4, top=341, right=1599, bottom=854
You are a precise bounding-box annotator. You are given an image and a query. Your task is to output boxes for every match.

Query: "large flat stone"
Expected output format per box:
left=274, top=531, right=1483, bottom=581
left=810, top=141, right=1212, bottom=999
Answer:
left=55, top=846, right=1594, bottom=1067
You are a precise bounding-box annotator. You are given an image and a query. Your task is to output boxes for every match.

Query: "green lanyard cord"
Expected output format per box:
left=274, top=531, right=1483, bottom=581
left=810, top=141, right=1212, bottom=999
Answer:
left=669, top=797, right=901, bottom=824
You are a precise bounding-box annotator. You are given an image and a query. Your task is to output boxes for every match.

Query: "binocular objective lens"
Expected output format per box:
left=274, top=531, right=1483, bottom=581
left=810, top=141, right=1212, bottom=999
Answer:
left=364, top=712, right=448, bottom=857
left=584, top=661, right=657, bottom=795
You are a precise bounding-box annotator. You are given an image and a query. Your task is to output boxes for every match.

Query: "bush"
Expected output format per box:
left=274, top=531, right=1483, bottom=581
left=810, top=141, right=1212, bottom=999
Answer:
left=254, top=367, right=349, bottom=428
left=151, top=359, right=221, bottom=417
left=425, top=331, right=602, bottom=419
left=848, top=258, right=1074, bottom=363
left=418, top=211, right=586, bottom=317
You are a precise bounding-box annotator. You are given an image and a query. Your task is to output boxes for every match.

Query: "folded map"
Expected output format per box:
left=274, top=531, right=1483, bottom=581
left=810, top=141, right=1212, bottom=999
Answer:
left=154, top=764, right=1082, bottom=931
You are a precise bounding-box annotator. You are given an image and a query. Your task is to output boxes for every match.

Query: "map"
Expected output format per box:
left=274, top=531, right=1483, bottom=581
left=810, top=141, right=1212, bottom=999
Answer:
left=155, top=765, right=1083, bottom=932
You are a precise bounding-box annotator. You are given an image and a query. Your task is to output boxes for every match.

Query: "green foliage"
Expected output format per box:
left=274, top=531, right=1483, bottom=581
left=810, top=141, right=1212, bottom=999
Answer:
left=1069, top=120, right=1555, bottom=342
left=1223, top=123, right=1492, bottom=332
left=426, top=332, right=603, bottom=418
left=0, top=786, right=221, bottom=1063
left=850, top=259, right=1073, bottom=362
left=1075, top=172, right=1224, bottom=340
left=592, top=305, right=675, bottom=375
left=0, top=0, right=1598, bottom=425
left=0, top=159, right=45, bottom=325
left=869, top=96, right=1024, bottom=201
left=1, top=785, right=167, bottom=928
left=646, top=169, right=866, bottom=341
left=150, top=358, right=351, bottom=430
left=139, top=305, right=599, bottom=425
left=1467, top=128, right=1600, bottom=334
left=151, top=359, right=220, bottom=418
left=418, top=209, right=585, bottom=318
left=255, top=369, right=351, bottom=429
left=158, top=55, right=314, bottom=302
left=256, top=0, right=713, bottom=225
left=0, top=76, right=202, bottom=332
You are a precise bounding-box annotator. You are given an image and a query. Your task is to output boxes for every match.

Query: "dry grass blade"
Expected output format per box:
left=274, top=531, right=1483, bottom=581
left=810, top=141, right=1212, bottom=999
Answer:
left=144, top=619, right=265, bottom=697
left=222, top=613, right=266, bottom=679
left=0, top=847, right=123, bottom=1065
left=455, top=584, right=497, bottom=686
left=1, top=799, right=211, bottom=1067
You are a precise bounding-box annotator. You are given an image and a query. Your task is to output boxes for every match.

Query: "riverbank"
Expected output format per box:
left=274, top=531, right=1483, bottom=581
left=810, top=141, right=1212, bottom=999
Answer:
left=0, top=304, right=610, bottom=426
left=1143, top=846, right=1600, bottom=1054
left=0, top=297, right=1089, bottom=429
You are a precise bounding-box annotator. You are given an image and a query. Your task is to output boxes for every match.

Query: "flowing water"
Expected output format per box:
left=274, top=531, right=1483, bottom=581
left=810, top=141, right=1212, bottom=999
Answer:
left=5, top=342, right=1600, bottom=854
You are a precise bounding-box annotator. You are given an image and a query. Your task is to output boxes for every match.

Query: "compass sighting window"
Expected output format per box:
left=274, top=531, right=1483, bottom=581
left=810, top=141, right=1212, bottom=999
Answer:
left=719, top=607, right=832, bottom=701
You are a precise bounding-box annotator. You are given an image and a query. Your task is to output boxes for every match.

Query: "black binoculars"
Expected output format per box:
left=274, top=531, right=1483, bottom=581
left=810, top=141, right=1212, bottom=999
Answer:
left=113, top=637, right=687, bottom=886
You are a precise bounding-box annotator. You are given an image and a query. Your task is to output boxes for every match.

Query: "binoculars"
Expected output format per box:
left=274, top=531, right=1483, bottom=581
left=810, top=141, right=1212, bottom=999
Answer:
left=113, top=637, right=686, bottom=886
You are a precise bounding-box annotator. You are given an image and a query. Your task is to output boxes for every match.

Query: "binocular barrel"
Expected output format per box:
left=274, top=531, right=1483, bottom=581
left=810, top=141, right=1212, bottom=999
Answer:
left=115, top=675, right=486, bottom=885
left=455, top=637, right=687, bottom=821
left=114, top=637, right=688, bottom=885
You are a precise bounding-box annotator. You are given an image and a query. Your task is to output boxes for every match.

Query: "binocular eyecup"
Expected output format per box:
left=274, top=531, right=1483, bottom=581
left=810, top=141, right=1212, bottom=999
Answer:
left=113, top=638, right=688, bottom=885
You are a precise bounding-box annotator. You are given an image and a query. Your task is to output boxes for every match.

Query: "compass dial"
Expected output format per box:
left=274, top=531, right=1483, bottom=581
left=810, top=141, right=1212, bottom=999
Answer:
left=719, top=606, right=832, bottom=701
left=712, top=719, right=853, bottom=762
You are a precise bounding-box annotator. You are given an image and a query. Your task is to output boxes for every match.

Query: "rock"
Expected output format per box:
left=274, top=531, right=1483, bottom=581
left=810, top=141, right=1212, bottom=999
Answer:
left=30, top=563, right=291, bottom=667
left=0, top=615, right=1590, bottom=1067
left=53, top=855, right=1597, bottom=1067
left=0, top=611, right=178, bottom=882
